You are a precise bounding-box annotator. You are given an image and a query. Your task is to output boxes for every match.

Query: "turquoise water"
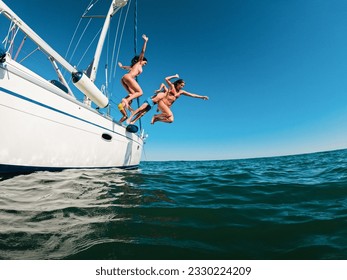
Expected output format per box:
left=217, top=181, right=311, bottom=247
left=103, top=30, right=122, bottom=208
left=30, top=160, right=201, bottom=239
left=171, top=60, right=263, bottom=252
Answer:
left=1, top=149, right=347, bottom=259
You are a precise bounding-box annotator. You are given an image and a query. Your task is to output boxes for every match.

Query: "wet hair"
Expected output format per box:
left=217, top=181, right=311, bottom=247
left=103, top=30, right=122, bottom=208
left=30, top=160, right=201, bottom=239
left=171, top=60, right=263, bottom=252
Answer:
left=131, top=55, right=148, bottom=67
left=174, top=79, right=185, bottom=88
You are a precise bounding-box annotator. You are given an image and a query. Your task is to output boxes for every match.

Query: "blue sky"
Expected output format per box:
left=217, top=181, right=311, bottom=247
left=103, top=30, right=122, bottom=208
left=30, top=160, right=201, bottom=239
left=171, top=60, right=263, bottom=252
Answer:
left=2, top=0, right=347, bottom=161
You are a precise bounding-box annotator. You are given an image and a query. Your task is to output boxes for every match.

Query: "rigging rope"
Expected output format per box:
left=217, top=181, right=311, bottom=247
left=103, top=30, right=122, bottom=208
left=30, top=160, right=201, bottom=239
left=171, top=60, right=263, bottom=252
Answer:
left=109, top=7, right=124, bottom=86
left=76, top=27, right=102, bottom=69
left=68, top=18, right=92, bottom=64
left=3, top=23, right=19, bottom=53
left=65, top=0, right=95, bottom=60
left=65, top=18, right=83, bottom=60
left=112, top=0, right=132, bottom=80
left=134, top=0, right=142, bottom=131
left=2, top=21, right=14, bottom=48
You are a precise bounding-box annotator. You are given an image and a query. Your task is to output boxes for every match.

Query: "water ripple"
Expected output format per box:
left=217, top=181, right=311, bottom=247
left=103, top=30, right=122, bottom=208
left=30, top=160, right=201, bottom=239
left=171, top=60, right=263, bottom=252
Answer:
left=2, top=149, right=347, bottom=259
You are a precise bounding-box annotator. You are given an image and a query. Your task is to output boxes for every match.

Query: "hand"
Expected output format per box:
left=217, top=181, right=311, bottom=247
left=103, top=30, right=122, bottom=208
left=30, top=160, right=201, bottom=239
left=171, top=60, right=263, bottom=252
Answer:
left=175, top=74, right=179, bottom=78
left=202, top=96, right=209, bottom=100
left=118, top=62, right=123, bottom=67
left=142, top=34, right=148, bottom=42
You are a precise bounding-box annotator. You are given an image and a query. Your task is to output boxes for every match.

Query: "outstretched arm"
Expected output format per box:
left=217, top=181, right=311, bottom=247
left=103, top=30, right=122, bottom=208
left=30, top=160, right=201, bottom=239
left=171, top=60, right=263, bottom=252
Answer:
left=181, top=91, right=209, bottom=100
left=138, top=34, right=149, bottom=61
left=118, top=62, right=131, bottom=71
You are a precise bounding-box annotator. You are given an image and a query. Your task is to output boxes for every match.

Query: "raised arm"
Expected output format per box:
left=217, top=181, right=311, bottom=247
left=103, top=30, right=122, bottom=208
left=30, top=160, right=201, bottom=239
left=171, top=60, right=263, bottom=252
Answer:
left=165, top=74, right=179, bottom=90
left=155, top=83, right=168, bottom=93
left=181, top=91, right=209, bottom=100
left=138, top=34, right=149, bottom=61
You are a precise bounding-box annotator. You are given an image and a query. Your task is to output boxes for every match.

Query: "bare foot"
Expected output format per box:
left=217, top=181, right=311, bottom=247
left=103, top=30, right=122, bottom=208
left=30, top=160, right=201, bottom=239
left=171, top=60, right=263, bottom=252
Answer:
left=151, top=116, right=155, bottom=124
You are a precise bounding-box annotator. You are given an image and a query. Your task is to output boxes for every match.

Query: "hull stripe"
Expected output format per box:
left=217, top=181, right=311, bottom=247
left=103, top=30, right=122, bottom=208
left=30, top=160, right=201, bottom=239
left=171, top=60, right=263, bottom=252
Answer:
left=0, top=86, right=142, bottom=144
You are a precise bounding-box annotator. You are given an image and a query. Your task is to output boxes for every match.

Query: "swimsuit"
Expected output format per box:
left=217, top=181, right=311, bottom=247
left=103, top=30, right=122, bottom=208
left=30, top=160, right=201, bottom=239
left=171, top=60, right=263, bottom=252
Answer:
left=144, top=97, right=155, bottom=110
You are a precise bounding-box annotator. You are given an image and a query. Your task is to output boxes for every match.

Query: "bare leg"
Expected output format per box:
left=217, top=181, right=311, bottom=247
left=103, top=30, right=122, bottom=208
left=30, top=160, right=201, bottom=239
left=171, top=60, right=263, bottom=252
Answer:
left=151, top=101, right=174, bottom=124
left=122, top=75, right=143, bottom=106
left=118, top=102, right=128, bottom=123
left=131, top=110, right=147, bottom=124
left=120, top=78, right=135, bottom=109
left=126, top=103, right=148, bottom=124
left=151, top=113, right=174, bottom=124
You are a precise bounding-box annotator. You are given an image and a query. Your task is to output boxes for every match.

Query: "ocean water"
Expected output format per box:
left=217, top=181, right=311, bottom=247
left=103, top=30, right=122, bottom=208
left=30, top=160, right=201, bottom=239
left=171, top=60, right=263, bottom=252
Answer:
left=1, top=149, right=347, bottom=260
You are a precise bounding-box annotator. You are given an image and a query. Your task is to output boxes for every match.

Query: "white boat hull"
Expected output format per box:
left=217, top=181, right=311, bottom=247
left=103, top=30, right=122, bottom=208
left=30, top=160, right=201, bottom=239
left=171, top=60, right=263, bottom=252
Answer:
left=0, top=55, right=143, bottom=174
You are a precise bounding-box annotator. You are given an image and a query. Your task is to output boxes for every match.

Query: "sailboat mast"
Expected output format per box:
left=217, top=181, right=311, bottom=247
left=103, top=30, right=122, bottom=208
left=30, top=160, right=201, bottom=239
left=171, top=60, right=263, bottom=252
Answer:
left=89, top=0, right=128, bottom=82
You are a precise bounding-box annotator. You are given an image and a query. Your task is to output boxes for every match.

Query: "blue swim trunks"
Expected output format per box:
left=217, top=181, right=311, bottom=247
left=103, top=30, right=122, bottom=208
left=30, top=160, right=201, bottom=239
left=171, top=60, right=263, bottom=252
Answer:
left=144, top=97, right=155, bottom=110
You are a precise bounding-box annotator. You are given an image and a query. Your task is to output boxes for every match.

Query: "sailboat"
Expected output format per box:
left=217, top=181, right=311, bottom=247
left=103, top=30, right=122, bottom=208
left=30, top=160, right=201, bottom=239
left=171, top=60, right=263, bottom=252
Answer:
left=0, top=0, right=145, bottom=174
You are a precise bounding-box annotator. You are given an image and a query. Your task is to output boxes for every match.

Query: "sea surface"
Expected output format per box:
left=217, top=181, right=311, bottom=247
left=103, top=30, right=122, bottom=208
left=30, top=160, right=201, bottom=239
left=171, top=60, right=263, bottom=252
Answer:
left=1, top=149, right=347, bottom=260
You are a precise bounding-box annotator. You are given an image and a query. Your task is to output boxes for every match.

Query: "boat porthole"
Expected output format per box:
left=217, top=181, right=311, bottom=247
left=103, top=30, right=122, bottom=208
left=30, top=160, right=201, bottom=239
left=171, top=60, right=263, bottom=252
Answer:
left=101, top=133, right=112, bottom=141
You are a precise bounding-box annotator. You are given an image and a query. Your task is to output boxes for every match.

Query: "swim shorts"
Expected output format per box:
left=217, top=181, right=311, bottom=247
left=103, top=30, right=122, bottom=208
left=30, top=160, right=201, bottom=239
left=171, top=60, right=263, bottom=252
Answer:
left=144, top=97, right=155, bottom=110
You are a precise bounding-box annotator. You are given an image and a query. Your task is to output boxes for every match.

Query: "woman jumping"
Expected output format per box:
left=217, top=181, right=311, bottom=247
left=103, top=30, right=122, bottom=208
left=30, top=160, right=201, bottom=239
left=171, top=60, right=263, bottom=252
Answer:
left=118, top=34, right=149, bottom=123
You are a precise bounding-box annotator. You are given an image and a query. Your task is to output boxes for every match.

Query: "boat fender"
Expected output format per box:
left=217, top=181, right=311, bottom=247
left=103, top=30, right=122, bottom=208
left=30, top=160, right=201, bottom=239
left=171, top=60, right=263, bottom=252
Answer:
left=72, top=71, right=109, bottom=108
left=50, top=80, right=69, bottom=93
left=126, top=124, right=139, bottom=133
